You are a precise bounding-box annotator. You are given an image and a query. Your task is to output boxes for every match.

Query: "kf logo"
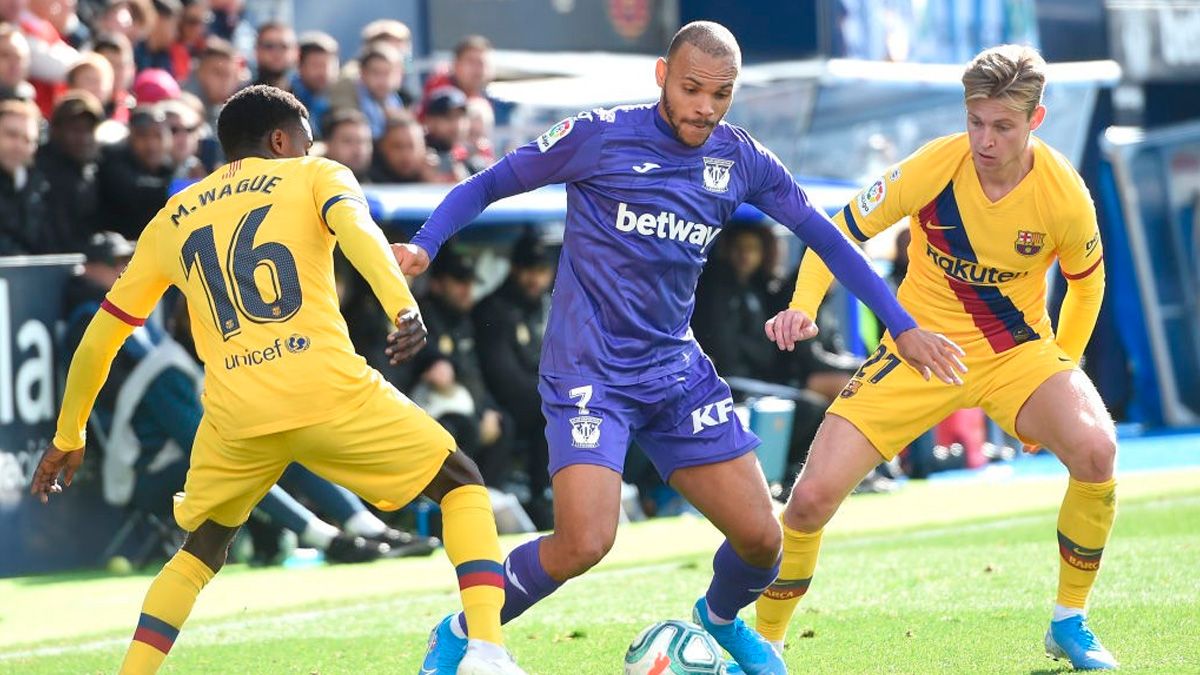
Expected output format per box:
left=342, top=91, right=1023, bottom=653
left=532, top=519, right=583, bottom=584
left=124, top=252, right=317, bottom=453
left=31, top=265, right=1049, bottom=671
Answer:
left=691, top=396, right=735, bottom=434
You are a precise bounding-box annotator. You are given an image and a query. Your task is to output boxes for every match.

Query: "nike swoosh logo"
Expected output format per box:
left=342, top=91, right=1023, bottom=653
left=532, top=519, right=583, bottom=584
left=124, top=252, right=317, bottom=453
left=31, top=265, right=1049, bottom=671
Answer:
left=1058, top=357, right=1072, bottom=363
left=420, top=668, right=436, bottom=675
left=505, top=558, right=528, bottom=595
left=925, top=224, right=957, bottom=230
left=632, top=162, right=661, bottom=173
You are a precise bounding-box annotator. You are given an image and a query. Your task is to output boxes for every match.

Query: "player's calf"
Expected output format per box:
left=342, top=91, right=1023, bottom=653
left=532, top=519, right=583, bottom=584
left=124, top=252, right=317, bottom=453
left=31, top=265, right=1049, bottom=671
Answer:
left=119, top=521, right=238, bottom=674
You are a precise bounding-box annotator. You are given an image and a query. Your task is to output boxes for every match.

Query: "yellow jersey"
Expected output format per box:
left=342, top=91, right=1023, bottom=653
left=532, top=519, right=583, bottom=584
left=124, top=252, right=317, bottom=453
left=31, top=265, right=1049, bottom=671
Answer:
left=97, top=156, right=415, bottom=440
left=792, top=133, right=1103, bottom=357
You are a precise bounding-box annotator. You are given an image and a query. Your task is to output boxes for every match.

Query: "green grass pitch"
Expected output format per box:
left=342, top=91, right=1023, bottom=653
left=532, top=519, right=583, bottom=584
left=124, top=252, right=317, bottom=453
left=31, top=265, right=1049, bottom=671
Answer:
left=2, top=468, right=1198, bottom=674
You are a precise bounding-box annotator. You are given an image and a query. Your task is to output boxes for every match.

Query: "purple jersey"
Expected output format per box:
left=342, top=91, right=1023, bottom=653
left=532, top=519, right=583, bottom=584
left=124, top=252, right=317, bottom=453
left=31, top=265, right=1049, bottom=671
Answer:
left=412, top=104, right=916, bottom=384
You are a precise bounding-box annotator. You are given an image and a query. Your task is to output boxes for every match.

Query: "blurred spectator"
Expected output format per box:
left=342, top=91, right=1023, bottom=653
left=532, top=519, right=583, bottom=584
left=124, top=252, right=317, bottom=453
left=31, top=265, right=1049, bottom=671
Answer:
left=95, top=0, right=152, bottom=45
left=12, top=0, right=80, bottom=118
left=321, top=107, right=371, bottom=181
left=207, top=0, right=253, bottom=58
left=132, top=66, right=180, bottom=104
left=0, top=24, right=34, bottom=101
left=161, top=98, right=204, bottom=178
left=693, top=225, right=780, bottom=380
left=65, top=52, right=114, bottom=112
left=423, top=85, right=469, bottom=182
left=327, top=19, right=413, bottom=113
left=353, top=44, right=403, bottom=139
left=134, top=0, right=187, bottom=80
left=423, top=34, right=493, bottom=106
left=251, top=20, right=293, bottom=89
left=35, top=89, right=101, bottom=251
left=31, top=0, right=89, bottom=48
left=184, top=36, right=240, bottom=131
left=407, top=247, right=514, bottom=487
left=97, top=105, right=173, bottom=239
left=0, top=99, right=49, bottom=254
left=368, top=111, right=432, bottom=184
left=178, top=0, right=210, bottom=54
left=473, top=230, right=556, bottom=520
left=464, top=96, right=494, bottom=171
left=92, top=32, right=135, bottom=122
left=291, top=30, right=336, bottom=135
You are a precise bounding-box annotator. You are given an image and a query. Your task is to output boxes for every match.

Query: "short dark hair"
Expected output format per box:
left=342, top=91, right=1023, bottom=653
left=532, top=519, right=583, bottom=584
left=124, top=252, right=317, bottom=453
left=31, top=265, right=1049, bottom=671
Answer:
left=359, top=44, right=400, bottom=70
left=666, top=21, right=741, bottom=67
left=298, top=31, right=338, bottom=62
left=92, top=32, right=131, bottom=55
left=256, top=21, right=292, bottom=42
left=454, top=35, right=491, bottom=59
left=381, top=110, right=419, bottom=135
left=217, top=85, right=309, bottom=159
left=324, top=107, right=368, bottom=138
left=199, top=36, right=238, bottom=63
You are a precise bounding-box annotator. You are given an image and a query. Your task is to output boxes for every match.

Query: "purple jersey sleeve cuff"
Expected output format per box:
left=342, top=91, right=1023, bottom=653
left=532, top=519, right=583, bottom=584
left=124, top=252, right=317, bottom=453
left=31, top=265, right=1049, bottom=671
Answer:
left=410, top=159, right=525, bottom=259
left=793, top=211, right=917, bottom=336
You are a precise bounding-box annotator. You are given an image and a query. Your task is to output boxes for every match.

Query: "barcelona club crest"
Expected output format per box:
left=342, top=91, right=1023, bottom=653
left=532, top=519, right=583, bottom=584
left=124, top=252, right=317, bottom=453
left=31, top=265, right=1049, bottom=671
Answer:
left=702, top=157, right=734, bottom=193
left=1014, top=230, right=1046, bottom=257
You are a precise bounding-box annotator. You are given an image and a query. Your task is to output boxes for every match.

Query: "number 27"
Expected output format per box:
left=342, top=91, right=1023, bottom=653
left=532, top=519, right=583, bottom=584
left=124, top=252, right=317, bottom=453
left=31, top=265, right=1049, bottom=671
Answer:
left=853, top=344, right=902, bottom=384
left=181, top=204, right=303, bottom=340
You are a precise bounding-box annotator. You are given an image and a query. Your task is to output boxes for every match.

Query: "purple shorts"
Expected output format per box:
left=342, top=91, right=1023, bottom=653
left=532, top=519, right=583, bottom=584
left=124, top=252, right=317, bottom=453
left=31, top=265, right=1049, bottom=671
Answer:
left=540, top=354, right=760, bottom=481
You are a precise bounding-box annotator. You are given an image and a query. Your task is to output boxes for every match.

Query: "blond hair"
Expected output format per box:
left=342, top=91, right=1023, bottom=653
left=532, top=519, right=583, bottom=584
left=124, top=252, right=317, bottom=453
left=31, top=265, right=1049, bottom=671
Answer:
left=962, top=44, right=1045, bottom=117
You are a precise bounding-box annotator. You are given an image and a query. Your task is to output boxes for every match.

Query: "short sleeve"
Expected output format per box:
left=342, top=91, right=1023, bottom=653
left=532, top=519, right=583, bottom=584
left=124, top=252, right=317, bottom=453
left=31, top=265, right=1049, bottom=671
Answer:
left=103, top=218, right=172, bottom=324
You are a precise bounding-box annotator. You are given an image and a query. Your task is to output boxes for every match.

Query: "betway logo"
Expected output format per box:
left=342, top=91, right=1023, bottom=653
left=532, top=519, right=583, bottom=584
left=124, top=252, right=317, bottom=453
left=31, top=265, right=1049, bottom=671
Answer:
left=925, top=243, right=1029, bottom=286
left=692, top=397, right=735, bottom=434
left=615, top=202, right=721, bottom=250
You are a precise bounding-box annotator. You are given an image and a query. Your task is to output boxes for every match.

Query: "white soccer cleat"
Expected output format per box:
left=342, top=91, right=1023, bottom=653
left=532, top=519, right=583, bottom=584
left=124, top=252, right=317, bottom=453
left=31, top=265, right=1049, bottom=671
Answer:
left=456, top=639, right=527, bottom=675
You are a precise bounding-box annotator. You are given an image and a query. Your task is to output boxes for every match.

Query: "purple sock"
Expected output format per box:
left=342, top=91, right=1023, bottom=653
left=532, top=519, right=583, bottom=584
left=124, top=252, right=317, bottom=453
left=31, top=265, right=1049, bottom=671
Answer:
left=705, top=540, right=780, bottom=622
left=456, top=536, right=561, bottom=633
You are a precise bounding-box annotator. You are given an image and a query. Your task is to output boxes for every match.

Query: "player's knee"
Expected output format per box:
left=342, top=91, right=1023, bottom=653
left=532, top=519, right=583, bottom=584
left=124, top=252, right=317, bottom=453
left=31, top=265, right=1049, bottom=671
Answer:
left=729, top=519, right=782, bottom=568
left=181, top=521, right=239, bottom=573
left=1068, top=432, right=1117, bottom=482
left=561, top=529, right=615, bottom=576
left=785, top=482, right=839, bottom=532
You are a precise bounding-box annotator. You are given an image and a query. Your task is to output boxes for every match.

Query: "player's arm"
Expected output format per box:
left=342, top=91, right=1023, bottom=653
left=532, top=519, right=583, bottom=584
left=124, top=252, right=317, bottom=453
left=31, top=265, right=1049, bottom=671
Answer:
left=397, top=114, right=606, bottom=274
left=747, top=145, right=965, bottom=384
left=1054, top=203, right=1105, bottom=363
left=31, top=226, right=170, bottom=503
left=315, top=162, right=428, bottom=361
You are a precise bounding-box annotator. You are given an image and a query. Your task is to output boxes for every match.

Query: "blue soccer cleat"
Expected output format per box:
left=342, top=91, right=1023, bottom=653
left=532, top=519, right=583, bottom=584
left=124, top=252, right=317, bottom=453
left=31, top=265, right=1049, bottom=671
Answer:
left=692, top=598, right=787, bottom=675
left=1045, top=615, right=1118, bottom=670
left=419, top=613, right=467, bottom=674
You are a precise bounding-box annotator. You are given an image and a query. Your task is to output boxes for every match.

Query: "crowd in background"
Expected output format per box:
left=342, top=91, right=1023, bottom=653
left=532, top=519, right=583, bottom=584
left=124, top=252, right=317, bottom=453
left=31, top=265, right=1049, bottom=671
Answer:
left=0, top=1, right=1009, bottom=562
left=0, top=0, right=497, bottom=257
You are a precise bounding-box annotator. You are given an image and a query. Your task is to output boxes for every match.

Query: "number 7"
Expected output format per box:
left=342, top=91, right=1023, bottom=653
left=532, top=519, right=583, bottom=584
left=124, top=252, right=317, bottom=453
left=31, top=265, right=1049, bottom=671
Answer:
left=569, top=385, right=593, bottom=415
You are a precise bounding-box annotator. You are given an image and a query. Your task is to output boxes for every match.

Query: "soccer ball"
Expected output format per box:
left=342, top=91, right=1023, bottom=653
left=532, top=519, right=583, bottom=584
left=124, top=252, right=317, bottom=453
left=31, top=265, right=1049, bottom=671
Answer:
left=624, top=620, right=727, bottom=674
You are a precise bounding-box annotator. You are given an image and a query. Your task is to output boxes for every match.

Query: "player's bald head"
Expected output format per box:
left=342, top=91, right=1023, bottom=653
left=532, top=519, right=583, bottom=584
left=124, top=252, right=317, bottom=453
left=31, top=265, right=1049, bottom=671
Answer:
left=666, top=21, right=741, bottom=70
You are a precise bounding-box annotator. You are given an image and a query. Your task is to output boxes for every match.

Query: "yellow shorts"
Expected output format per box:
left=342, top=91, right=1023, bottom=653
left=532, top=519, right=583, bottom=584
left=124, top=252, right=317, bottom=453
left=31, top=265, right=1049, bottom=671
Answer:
left=827, top=336, right=1076, bottom=460
left=174, top=378, right=455, bottom=531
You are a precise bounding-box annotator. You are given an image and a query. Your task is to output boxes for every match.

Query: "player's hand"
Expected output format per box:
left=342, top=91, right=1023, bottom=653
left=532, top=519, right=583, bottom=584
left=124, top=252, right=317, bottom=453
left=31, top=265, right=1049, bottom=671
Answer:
left=386, top=309, right=427, bottom=365
left=894, top=328, right=967, bottom=385
left=764, top=309, right=820, bottom=352
left=29, top=444, right=85, bottom=504
left=391, top=243, right=431, bottom=277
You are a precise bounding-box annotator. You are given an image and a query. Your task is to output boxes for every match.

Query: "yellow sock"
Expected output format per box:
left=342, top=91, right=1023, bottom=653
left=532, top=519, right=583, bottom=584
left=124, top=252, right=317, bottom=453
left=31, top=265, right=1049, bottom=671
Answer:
left=1056, top=477, right=1117, bottom=609
left=119, top=550, right=215, bottom=674
left=756, top=517, right=823, bottom=643
left=441, top=484, right=505, bottom=645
